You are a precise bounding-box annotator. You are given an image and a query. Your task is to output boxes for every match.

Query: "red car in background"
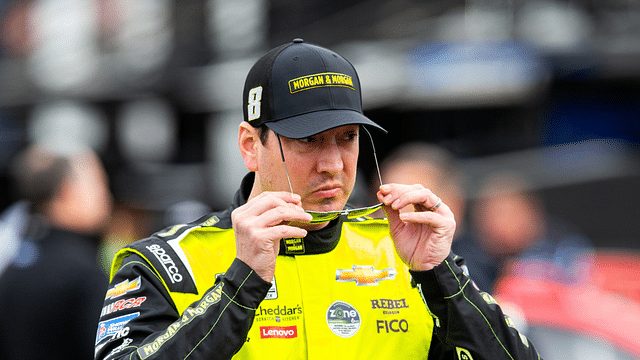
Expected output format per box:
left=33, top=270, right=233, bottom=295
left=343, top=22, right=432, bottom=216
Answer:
left=494, top=249, right=640, bottom=360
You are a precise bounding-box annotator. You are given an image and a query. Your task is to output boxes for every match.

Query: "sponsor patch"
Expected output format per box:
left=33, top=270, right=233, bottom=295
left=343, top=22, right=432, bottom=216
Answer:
left=105, top=277, right=141, bottom=300
left=255, top=303, right=302, bottom=323
left=370, top=298, right=409, bottom=310
left=105, top=338, right=133, bottom=360
left=288, top=72, right=354, bottom=93
left=199, top=215, right=219, bottom=227
left=101, top=297, right=147, bottom=317
left=336, top=265, right=396, bottom=286
left=265, top=276, right=278, bottom=300
left=257, top=304, right=302, bottom=317
left=260, top=325, right=298, bottom=339
left=157, top=225, right=187, bottom=238
left=326, top=301, right=361, bottom=338
left=129, top=240, right=197, bottom=294
left=146, top=244, right=183, bottom=284
left=376, top=319, right=409, bottom=333
left=95, top=312, right=140, bottom=345
left=283, top=237, right=304, bottom=255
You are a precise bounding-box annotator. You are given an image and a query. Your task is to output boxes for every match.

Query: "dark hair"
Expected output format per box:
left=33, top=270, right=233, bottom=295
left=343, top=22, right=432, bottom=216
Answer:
left=9, top=147, right=71, bottom=213
left=257, top=125, right=270, bottom=145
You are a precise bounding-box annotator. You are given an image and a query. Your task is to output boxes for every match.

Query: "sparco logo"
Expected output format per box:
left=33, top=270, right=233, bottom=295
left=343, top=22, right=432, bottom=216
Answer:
left=260, top=326, right=297, bottom=339
left=146, top=244, right=182, bottom=283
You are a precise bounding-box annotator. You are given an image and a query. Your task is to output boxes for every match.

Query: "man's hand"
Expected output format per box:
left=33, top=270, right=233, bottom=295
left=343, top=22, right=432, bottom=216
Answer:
left=232, top=192, right=312, bottom=281
left=377, top=184, right=456, bottom=271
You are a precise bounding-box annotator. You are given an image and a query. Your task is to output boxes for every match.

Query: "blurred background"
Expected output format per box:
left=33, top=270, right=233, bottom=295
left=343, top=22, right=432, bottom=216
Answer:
left=0, top=1, right=639, bottom=359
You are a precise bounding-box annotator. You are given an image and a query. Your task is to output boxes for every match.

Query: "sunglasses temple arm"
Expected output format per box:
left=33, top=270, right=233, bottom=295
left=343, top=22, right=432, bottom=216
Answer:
left=276, top=134, right=295, bottom=194
left=362, top=126, right=383, bottom=187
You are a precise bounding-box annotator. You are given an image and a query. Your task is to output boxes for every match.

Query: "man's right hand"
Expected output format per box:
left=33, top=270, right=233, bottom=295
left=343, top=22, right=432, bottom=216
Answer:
left=232, top=192, right=312, bottom=282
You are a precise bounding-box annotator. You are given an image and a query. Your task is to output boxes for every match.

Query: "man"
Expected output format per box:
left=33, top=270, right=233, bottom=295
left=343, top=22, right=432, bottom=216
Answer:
left=0, top=145, right=111, bottom=360
left=454, top=170, right=593, bottom=292
left=95, top=39, right=541, bottom=360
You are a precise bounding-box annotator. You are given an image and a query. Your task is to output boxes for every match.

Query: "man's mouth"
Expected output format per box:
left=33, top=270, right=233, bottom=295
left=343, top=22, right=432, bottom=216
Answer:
left=309, top=180, right=344, bottom=198
left=313, top=186, right=341, bottom=199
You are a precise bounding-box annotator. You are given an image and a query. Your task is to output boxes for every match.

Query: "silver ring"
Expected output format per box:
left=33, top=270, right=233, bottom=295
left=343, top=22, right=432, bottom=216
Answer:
left=429, top=197, right=442, bottom=212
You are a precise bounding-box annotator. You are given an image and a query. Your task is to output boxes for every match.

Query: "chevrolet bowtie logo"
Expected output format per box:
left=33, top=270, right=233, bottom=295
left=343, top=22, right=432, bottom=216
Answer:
left=105, top=276, right=141, bottom=300
left=336, top=266, right=396, bottom=286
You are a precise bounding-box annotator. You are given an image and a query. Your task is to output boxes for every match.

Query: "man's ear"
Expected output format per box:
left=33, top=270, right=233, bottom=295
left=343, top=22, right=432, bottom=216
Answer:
left=238, top=122, right=259, bottom=172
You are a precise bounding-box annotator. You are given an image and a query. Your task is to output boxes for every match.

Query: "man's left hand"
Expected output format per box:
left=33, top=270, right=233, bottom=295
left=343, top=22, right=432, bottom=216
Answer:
left=377, top=184, right=456, bottom=271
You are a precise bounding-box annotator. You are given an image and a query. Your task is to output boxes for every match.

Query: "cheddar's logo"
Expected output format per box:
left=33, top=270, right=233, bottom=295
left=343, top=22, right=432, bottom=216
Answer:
left=336, top=266, right=396, bottom=286
left=288, top=72, right=354, bottom=93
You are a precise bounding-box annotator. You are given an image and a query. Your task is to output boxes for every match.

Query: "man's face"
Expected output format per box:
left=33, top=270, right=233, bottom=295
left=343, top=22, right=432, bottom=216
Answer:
left=256, top=125, right=360, bottom=213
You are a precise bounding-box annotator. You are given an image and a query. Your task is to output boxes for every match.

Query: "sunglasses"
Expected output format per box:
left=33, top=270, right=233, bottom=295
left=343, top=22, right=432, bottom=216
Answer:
left=276, top=126, right=383, bottom=224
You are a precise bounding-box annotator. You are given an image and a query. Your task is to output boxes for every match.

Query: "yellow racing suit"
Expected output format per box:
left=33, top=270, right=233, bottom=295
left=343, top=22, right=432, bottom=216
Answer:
left=94, top=173, right=541, bottom=360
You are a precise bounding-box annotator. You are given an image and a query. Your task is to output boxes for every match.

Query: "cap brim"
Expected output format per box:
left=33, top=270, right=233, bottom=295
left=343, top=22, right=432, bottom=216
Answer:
left=265, top=110, right=387, bottom=139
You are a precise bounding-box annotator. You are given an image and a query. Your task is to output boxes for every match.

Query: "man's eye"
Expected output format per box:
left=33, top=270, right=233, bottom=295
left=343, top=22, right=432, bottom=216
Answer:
left=343, top=132, right=358, bottom=141
left=299, top=136, right=317, bottom=143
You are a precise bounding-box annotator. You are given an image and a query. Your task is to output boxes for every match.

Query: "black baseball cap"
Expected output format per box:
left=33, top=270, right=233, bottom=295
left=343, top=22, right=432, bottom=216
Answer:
left=243, top=38, right=387, bottom=139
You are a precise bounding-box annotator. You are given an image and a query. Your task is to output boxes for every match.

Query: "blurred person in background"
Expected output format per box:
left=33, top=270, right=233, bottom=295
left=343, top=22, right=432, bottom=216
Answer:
left=377, top=142, right=468, bottom=235
left=0, top=200, right=28, bottom=278
left=0, top=144, right=112, bottom=360
left=452, top=170, right=594, bottom=293
left=94, top=39, right=540, bottom=360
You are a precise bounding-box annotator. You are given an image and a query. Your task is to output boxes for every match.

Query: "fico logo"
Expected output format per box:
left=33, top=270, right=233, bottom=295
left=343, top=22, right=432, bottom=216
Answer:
left=260, top=325, right=297, bottom=339
left=376, top=319, right=409, bottom=333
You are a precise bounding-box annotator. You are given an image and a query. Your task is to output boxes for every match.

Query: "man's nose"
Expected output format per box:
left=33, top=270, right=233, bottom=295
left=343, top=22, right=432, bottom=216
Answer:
left=316, top=141, right=343, bottom=175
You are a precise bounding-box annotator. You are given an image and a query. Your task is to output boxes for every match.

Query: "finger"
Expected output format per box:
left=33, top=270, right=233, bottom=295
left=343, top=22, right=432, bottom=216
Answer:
left=398, top=208, right=448, bottom=224
left=267, top=224, right=308, bottom=241
left=380, top=184, right=440, bottom=212
left=378, top=183, right=421, bottom=206
left=236, top=191, right=304, bottom=219
left=381, top=202, right=400, bottom=222
left=406, top=192, right=443, bottom=214
left=254, top=191, right=304, bottom=209
left=259, top=204, right=313, bottom=226
left=250, top=224, right=308, bottom=245
left=378, top=184, right=419, bottom=226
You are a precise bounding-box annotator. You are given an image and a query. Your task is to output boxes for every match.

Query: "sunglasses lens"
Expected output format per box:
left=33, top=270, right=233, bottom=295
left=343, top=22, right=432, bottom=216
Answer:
left=346, top=203, right=383, bottom=219
left=304, top=203, right=383, bottom=223
left=306, top=211, right=341, bottom=224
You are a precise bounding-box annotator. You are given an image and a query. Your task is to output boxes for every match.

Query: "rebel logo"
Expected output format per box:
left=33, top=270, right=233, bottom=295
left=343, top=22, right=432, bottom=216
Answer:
left=260, top=326, right=297, bottom=339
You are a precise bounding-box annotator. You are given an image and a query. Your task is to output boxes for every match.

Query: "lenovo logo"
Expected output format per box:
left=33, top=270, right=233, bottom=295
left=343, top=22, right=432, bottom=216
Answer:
left=260, top=326, right=297, bottom=339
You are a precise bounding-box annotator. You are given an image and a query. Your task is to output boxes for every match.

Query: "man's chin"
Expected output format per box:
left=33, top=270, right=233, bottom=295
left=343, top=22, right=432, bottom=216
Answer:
left=304, top=200, right=346, bottom=213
